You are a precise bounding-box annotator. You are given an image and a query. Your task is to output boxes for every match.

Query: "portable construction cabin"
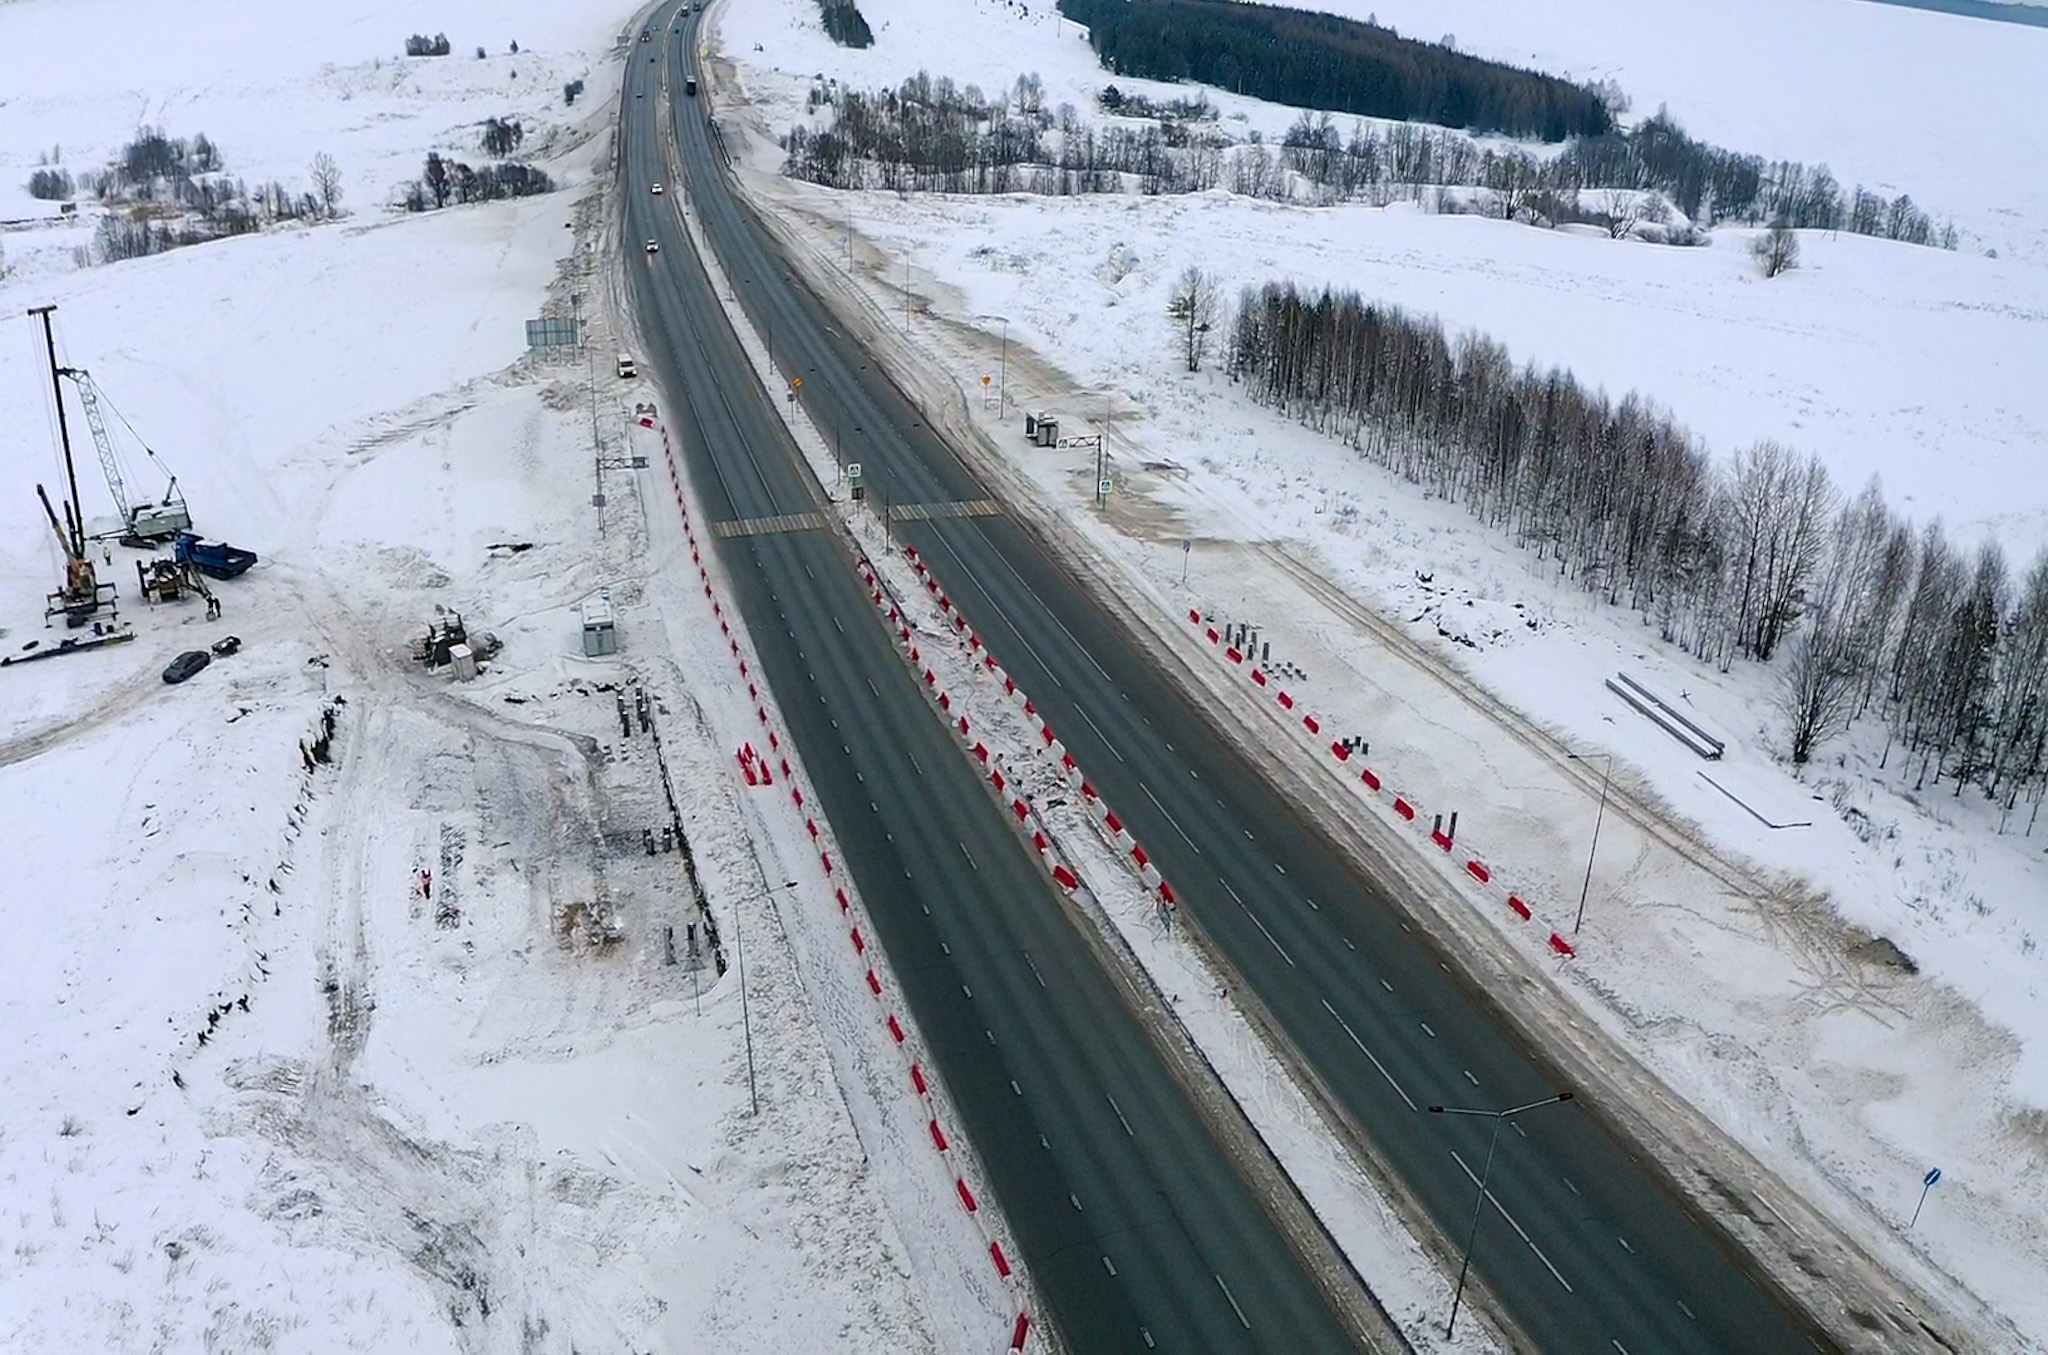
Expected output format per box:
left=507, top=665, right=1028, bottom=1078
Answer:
left=581, top=590, right=617, bottom=657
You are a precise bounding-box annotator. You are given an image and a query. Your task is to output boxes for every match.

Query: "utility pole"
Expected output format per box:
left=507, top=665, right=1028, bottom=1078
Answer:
left=29, top=306, right=86, bottom=557
left=1430, top=1092, right=1575, bottom=1339
left=1568, top=752, right=1613, bottom=934
left=1095, top=394, right=1113, bottom=508
left=732, top=878, right=800, bottom=1116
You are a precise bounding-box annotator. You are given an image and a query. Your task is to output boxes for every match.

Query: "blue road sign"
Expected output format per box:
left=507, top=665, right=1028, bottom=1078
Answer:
left=1924, top=1167, right=1942, bottom=1187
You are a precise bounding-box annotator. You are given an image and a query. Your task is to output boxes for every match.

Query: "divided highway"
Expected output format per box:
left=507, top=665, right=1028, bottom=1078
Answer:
left=622, top=11, right=1370, bottom=1352
left=638, top=11, right=1851, bottom=1355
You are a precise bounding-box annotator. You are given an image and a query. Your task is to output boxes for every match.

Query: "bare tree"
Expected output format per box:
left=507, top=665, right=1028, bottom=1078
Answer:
left=310, top=152, right=343, bottom=218
left=1166, top=265, right=1220, bottom=372
left=1591, top=189, right=1651, bottom=240
left=1782, top=484, right=1892, bottom=763
left=1782, top=616, right=1860, bottom=764
left=1751, top=218, right=1798, bottom=277
left=1482, top=149, right=1538, bottom=221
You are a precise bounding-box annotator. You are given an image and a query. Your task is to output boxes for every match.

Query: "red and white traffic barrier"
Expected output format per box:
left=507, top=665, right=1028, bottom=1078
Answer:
left=1182, top=608, right=1580, bottom=956
left=871, top=549, right=1176, bottom=924
left=646, top=418, right=1034, bottom=1343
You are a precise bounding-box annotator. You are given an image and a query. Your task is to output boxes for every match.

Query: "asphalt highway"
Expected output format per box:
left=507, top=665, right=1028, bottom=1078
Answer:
left=621, top=11, right=1368, bottom=1351
left=638, top=12, right=1848, bottom=1355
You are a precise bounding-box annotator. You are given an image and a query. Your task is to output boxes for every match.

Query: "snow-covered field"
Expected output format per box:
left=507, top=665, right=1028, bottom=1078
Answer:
left=0, top=2, right=1003, bottom=1351
left=6, top=0, right=2046, bottom=1344
left=706, top=0, right=2048, bottom=1343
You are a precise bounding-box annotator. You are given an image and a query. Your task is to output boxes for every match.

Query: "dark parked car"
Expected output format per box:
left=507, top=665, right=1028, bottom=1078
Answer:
left=162, top=650, right=211, bottom=684
left=210, top=635, right=242, bottom=657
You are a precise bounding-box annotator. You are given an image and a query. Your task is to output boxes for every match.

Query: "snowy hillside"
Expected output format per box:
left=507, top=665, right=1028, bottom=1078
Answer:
left=0, top=2, right=1002, bottom=1351
left=703, top=0, right=2048, bottom=1343
left=722, top=0, right=2048, bottom=558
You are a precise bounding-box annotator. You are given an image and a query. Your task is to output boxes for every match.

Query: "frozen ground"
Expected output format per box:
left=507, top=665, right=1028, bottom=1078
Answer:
left=0, top=1, right=1009, bottom=1351
left=701, top=0, right=2048, bottom=1343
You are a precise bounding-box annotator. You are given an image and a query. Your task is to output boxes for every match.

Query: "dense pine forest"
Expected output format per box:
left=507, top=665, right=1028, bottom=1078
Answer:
left=1054, top=0, right=1614, bottom=140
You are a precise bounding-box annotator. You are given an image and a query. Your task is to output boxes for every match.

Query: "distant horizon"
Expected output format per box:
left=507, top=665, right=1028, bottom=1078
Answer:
left=1854, top=0, right=2048, bottom=28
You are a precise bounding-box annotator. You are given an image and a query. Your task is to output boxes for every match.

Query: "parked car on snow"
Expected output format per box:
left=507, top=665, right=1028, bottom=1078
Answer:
left=162, top=650, right=211, bottom=684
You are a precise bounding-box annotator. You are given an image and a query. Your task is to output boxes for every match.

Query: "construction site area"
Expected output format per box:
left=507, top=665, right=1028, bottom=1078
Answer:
left=0, top=126, right=947, bottom=1347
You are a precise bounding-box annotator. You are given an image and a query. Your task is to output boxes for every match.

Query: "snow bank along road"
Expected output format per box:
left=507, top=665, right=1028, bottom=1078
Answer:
left=632, top=9, right=1950, bottom=1355
left=620, top=8, right=1382, bottom=1352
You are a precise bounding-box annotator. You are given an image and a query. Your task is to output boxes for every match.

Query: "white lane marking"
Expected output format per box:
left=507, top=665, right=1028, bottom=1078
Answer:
left=1320, top=998, right=1417, bottom=1111
left=1216, top=1274, right=1252, bottom=1331
left=958, top=842, right=977, bottom=871
left=1023, top=951, right=1047, bottom=988
left=908, top=751, right=923, bottom=775
left=962, top=984, right=973, bottom=998
left=1512, top=1122, right=1527, bottom=1139
left=866, top=678, right=879, bottom=697
left=1677, top=1300, right=1696, bottom=1321
left=1464, top=1070, right=1479, bottom=1086
left=1618, top=1236, right=1634, bottom=1255
left=1380, top=979, right=1394, bottom=993
left=1102, top=1255, right=1117, bottom=1277
left=1564, top=1176, right=1581, bottom=1196
left=1070, top=1194, right=1083, bottom=1211
left=1106, top=1095, right=1135, bottom=1137
left=1011, top=1080, right=1023, bottom=1096
left=832, top=615, right=843, bottom=633
left=1221, top=880, right=1294, bottom=966
left=1139, top=782, right=1200, bottom=855
left=1274, top=862, right=1286, bottom=876
left=1071, top=703, right=1124, bottom=763
left=1450, top=1149, right=1574, bottom=1293
left=1420, top=1021, right=1437, bottom=1038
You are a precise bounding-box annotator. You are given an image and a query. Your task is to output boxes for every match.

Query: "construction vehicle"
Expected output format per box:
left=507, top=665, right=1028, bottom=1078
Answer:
left=29, top=306, right=118, bottom=628
left=36, top=482, right=119, bottom=626
left=54, top=365, right=191, bottom=544
left=174, top=531, right=257, bottom=579
left=137, top=554, right=211, bottom=605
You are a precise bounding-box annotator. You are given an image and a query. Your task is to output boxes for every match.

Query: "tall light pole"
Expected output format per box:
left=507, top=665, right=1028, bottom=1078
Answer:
left=1567, top=751, right=1613, bottom=935
left=1429, top=1091, right=1575, bottom=1340
left=730, top=877, right=800, bottom=1116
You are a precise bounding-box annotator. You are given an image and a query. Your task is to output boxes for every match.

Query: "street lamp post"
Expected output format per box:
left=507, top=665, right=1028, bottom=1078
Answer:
left=729, top=877, right=800, bottom=1116
left=1568, top=751, right=1613, bottom=935
left=1429, top=1091, right=1575, bottom=1340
